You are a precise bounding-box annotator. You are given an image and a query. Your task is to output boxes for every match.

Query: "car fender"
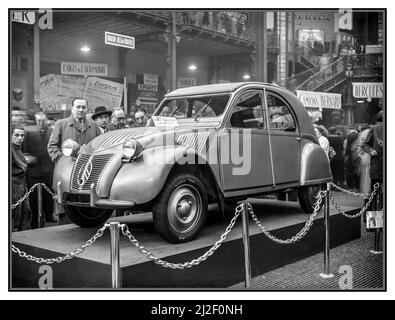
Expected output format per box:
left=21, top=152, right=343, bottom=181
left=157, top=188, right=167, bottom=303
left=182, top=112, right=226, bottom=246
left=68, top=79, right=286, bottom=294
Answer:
left=300, top=141, right=333, bottom=185
left=52, top=155, right=74, bottom=193
left=109, top=145, right=220, bottom=204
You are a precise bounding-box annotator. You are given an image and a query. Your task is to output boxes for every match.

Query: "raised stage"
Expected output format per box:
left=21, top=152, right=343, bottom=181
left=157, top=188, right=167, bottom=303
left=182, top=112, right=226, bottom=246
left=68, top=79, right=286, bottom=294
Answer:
left=11, top=198, right=361, bottom=289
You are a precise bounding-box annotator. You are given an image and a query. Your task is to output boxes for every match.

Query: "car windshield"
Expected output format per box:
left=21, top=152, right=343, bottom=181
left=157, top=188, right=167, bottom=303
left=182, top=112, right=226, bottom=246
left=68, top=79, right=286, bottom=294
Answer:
left=154, top=95, right=230, bottom=120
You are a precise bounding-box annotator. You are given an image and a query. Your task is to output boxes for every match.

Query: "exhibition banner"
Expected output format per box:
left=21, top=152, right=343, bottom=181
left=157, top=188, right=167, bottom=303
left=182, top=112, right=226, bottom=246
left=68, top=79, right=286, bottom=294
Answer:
left=296, top=90, right=342, bottom=109
left=61, top=62, right=108, bottom=76
left=83, top=77, right=124, bottom=109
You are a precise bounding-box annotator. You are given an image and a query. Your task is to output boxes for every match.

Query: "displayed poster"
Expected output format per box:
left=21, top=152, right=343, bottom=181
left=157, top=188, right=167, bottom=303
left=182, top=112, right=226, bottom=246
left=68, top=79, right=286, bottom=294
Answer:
left=39, top=74, right=61, bottom=111
left=83, top=77, right=124, bottom=109
left=59, top=75, right=87, bottom=97
left=352, top=82, right=383, bottom=99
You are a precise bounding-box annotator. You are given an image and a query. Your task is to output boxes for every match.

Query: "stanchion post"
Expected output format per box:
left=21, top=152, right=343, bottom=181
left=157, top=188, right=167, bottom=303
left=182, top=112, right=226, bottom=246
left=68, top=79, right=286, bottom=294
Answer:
left=241, top=202, right=251, bottom=288
left=319, top=183, right=334, bottom=278
left=370, top=184, right=383, bottom=255
left=37, top=184, right=44, bottom=228
left=109, top=222, right=122, bottom=289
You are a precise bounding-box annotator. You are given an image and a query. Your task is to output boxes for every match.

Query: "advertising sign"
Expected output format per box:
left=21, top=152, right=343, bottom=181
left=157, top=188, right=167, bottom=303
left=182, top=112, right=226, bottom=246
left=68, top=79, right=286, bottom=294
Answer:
left=138, top=84, right=158, bottom=92
left=296, top=90, right=342, bottom=109
left=84, top=77, right=124, bottom=109
left=105, top=31, right=135, bottom=49
left=366, top=211, right=384, bottom=229
left=352, top=82, right=383, bottom=99
left=61, top=62, right=108, bottom=76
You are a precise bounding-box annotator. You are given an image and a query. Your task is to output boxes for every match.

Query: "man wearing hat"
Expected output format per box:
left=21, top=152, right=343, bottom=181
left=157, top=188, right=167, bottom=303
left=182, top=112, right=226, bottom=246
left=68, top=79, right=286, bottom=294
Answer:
left=108, top=108, right=126, bottom=131
left=92, top=106, right=112, bottom=134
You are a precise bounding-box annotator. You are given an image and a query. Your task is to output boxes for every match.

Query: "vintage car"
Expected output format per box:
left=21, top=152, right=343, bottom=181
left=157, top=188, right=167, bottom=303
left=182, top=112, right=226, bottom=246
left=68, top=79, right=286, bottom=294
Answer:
left=53, top=82, right=332, bottom=243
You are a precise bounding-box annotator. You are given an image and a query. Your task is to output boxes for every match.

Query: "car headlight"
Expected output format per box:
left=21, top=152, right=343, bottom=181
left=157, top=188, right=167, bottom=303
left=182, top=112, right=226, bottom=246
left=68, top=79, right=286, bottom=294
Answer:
left=122, top=138, right=142, bottom=160
left=62, top=139, right=80, bottom=157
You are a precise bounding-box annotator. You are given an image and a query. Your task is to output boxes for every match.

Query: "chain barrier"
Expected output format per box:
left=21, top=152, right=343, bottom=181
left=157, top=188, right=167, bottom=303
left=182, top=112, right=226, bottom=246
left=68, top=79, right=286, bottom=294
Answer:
left=248, top=191, right=326, bottom=244
left=12, top=223, right=110, bottom=264
left=11, top=183, right=55, bottom=210
left=120, top=204, right=243, bottom=269
left=329, top=183, right=380, bottom=219
left=330, top=182, right=378, bottom=199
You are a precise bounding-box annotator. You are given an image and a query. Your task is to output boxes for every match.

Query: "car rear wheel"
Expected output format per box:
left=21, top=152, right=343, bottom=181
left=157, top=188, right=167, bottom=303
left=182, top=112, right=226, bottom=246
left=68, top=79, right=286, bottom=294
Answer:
left=298, top=184, right=325, bottom=213
left=153, top=173, right=208, bottom=243
left=64, top=205, right=113, bottom=227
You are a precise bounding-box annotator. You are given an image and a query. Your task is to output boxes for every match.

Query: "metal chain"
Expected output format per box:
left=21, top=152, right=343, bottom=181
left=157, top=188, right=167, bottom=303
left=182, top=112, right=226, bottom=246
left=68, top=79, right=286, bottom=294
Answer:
left=11, top=183, right=40, bottom=210
left=11, top=223, right=110, bottom=264
left=329, top=183, right=380, bottom=219
left=11, top=183, right=56, bottom=210
left=248, top=191, right=326, bottom=244
left=41, top=183, right=56, bottom=197
left=120, top=204, right=243, bottom=269
left=330, top=182, right=372, bottom=198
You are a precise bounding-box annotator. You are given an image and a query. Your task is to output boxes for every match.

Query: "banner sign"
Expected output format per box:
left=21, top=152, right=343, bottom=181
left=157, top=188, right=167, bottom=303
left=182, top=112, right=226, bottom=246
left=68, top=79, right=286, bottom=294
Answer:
left=177, top=77, right=196, bottom=88
left=296, top=90, right=342, bottom=109
left=144, top=74, right=158, bottom=86
left=105, top=31, right=135, bottom=49
left=352, top=82, right=383, bottom=99
left=61, top=62, right=108, bottom=76
left=84, top=77, right=124, bottom=109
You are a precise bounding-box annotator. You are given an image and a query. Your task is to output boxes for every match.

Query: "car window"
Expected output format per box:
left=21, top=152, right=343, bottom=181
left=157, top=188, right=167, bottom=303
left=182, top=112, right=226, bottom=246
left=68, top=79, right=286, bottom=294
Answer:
left=266, top=93, right=297, bottom=132
left=230, top=91, right=266, bottom=129
left=155, top=95, right=230, bottom=119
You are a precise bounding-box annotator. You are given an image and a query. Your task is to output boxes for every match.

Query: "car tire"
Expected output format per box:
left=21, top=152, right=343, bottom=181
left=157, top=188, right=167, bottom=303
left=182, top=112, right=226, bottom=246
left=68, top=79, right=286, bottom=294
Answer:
left=298, top=184, right=325, bottom=213
left=153, top=173, right=208, bottom=243
left=64, top=205, right=113, bottom=227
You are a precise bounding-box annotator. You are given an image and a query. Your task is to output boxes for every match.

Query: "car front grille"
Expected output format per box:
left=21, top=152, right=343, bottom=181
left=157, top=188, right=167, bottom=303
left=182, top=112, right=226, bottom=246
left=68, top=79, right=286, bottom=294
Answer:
left=71, top=153, right=115, bottom=191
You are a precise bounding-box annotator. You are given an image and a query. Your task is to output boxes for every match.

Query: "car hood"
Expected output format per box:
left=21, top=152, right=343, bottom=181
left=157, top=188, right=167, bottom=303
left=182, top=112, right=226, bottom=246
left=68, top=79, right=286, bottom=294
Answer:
left=87, top=126, right=214, bottom=153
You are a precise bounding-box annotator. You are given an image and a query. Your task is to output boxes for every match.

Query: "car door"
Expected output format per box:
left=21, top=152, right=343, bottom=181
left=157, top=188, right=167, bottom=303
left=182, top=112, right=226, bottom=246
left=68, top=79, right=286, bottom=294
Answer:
left=219, top=89, right=273, bottom=192
left=265, top=90, right=301, bottom=185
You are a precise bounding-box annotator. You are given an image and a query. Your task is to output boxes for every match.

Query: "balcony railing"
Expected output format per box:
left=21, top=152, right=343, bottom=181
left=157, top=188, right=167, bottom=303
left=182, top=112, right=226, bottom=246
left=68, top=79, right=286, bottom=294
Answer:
left=295, top=53, right=383, bottom=93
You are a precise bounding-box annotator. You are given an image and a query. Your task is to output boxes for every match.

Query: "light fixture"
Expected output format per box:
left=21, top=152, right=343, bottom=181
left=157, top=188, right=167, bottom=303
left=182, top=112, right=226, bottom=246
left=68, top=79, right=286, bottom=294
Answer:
left=242, top=74, right=251, bottom=80
left=356, top=100, right=365, bottom=104
left=80, top=46, right=91, bottom=53
left=188, top=64, right=197, bottom=71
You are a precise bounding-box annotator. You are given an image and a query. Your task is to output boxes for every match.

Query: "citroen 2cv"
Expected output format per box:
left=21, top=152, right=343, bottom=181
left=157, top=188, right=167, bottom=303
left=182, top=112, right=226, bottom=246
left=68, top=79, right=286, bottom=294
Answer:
left=53, top=82, right=332, bottom=243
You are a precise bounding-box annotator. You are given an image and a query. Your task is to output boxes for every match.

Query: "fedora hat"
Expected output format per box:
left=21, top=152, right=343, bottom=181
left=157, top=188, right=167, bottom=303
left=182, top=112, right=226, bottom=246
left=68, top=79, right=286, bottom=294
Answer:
left=92, top=106, right=112, bottom=120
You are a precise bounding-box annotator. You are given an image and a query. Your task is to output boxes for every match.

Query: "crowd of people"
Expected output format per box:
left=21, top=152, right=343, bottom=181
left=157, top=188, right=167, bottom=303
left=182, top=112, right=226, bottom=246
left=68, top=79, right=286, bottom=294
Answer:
left=314, top=110, right=384, bottom=211
left=11, top=100, right=149, bottom=232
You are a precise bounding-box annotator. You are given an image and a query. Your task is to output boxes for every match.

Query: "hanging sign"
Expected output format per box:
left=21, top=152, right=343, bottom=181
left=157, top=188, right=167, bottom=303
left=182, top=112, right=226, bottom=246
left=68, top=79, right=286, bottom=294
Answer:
left=105, top=31, right=135, bottom=49
left=296, top=90, right=342, bottom=109
left=352, top=82, right=383, bottom=99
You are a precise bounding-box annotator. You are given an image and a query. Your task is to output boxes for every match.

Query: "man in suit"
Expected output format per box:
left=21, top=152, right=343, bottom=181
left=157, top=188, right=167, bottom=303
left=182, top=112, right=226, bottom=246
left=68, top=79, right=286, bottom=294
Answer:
left=92, top=106, right=112, bottom=134
left=24, top=111, right=57, bottom=226
left=47, top=98, right=101, bottom=163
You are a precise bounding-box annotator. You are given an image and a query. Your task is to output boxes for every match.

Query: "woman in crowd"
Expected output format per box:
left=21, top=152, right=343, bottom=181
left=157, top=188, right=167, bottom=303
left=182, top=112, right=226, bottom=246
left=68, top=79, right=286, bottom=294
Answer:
left=11, top=125, right=32, bottom=231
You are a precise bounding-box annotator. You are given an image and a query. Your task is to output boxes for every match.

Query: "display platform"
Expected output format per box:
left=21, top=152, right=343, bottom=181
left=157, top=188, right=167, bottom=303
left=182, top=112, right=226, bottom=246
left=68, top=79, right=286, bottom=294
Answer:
left=12, top=199, right=361, bottom=289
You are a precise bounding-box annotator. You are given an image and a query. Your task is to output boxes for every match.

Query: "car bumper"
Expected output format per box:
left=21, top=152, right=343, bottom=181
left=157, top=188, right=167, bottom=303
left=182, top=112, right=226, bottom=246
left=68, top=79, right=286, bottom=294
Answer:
left=53, top=181, right=135, bottom=209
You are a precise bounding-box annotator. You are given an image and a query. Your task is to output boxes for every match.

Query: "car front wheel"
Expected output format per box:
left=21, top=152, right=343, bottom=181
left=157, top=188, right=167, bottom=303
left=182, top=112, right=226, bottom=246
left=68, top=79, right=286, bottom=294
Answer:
left=64, top=205, right=113, bottom=227
left=298, top=184, right=325, bottom=213
left=153, top=173, right=208, bottom=243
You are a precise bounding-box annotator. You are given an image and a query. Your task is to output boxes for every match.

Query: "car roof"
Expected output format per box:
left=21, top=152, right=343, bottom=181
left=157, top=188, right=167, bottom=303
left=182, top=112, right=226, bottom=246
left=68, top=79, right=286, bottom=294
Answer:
left=165, top=82, right=280, bottom=97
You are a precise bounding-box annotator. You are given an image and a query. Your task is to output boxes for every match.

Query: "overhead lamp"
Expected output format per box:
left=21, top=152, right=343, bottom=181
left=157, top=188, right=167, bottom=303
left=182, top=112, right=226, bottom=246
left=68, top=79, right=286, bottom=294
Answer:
left=188, top=64, right=197, bottom=71
left=80, top=46, right=91, bottom=53
left=356, top=100, right=365, bottom=104
left=242, top=74, right=251, bottom=80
